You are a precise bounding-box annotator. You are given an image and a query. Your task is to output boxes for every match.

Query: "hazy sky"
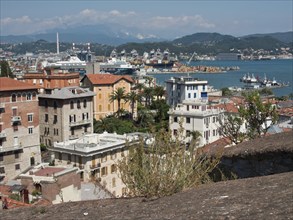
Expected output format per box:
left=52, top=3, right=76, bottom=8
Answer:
left=1, top=0, right=292, bottom=38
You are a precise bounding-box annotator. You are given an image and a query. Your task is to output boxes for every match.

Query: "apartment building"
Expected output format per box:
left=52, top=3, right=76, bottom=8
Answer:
left=50, top=132, right=148, bottom=197
left=168, top=100, right=225, bottom=147
left=165, top=76, right=209, bottom=107
left=0, top=77, right=41, bottom=182
left=21, top=69, right=80, bottom=94
left=38, top=86, right=95, bottom=147
left=81, top=74, right=134, bottom=120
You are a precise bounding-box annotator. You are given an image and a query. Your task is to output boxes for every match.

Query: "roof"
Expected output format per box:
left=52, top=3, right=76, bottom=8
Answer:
left=0, top=77, right=39, bottom=92
left=38, top=86, right=96, bottom=100
left=33, top=167, right=66, bottom=177
left=82, top=74, right=134, bottom=85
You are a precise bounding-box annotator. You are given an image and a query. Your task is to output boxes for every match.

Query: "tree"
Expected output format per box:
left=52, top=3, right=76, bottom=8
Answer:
left=143, top=87, right=154, bottom=107
left=109, top=87, right=126, bottom=116
left=239, top=91, right=278, bottom=138
left=117, top=129, right=220, bottom=198
left=0, top=61, right=13, bottom=78
left=125, top=91, right=138, bottom=120
left=221, top=87, right=233, bottom=97
left=94, top=116, right=135, bottom=134
left=154, top=85, right=165, bottom=100
left=219, top=114, right=246, bottom=145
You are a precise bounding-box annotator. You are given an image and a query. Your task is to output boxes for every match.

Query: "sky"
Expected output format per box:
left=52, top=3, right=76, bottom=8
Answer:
left=1, top=0, right=292, bottom=38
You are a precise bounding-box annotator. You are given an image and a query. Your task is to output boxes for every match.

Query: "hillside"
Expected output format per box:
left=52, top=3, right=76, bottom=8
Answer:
left=241, top=31, right=293, bottom=44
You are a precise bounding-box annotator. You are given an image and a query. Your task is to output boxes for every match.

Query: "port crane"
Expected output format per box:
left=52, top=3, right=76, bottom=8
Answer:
left=187, top=52, right=196, bottom=65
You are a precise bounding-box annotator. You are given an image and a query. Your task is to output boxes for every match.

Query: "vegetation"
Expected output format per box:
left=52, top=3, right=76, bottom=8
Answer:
left=0, top=60, right=12, bottom=77
left=117, top=128, right=221, bottom=198
left=109, top=87, right=127, bottom=117
left=9, top=193, right=20, bottom=201
left=239, top=91, right=278, bottom=138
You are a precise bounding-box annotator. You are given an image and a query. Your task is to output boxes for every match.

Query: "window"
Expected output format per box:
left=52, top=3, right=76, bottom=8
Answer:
left=0, top=167, right=5, bottom=174
left=194, top=93, right=196, bottom=98
left=174, top=117, right=178, bottom=123
left=0, top=155, right=3, bottom=161
left=83, top=99, right=87, bottom=108
left=15, top=164, right=20, bottom=170
left=70, top=101, right=74, bottom=109
left=101, top=167, right=108, bottom=176
left=12, top=108, right=17, bottom=116
left=54, top=101, right=58, bottom=109
left=84, top=126, right=88, bottom=133
left=186, top=117, right=191, bottom=124
left=187, top=105, right=189, bottom=111
left=11, top=94, right=16, bottom=102
left=54, top=115, right=58, bottom=124
left=111, top=164, right=117, bottom=173
left=27, top=93, right=32, bottom=101
left=98, top=94, right=102, bottom=99
left=28, top=127, right=33, bottom=134
left=188, top=93, right=191, bottom=98
left=28, top=114, right=33, bottom=122
left=15, top=152, right=19, bottom=159
left=102, top=154, right=107, bottom=162
left=99, top=105, right=102, bottom=112
left=173, top=129, right=178, bottom=136
left=112, top=178, right=116, bottom=187
left=45, top=100, right=48, bottom=108
left=108, top=104, right=111, bottom=111
left=186, top=130, right=191, bottom=137
left=111, top=151, right=117, bottom=160
left=13, top=125, right=18, bottom=132
left=45, top=114, right=48, bottom=122
left=77, top=100, right=81, bottom=109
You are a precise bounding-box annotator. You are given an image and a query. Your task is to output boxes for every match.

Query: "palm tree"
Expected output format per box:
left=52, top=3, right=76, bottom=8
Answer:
left=109, top=87, right=126, bottom=116
left=154, top=86, right=165, bottom=100
left=125, top=91, right=138, bottom=120
left=143, top=87, right=154, bottom=107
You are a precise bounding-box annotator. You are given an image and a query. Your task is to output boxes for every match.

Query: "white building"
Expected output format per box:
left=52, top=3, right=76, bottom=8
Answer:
left=50, top=132, right=150, bottom=197
left=165, top=76, right=209, bottom=107
left=168, top=100, right=225, bottom=147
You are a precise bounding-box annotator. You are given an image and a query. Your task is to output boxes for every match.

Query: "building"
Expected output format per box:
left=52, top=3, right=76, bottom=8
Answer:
left=21, top=70, right=80, bottom=94
left=168, top=100, right=225, bottom=147
left=81, top=74, right=134, bottom=120
left=165, top=76, right=209, bottom=108
left=38, top=86, right=95, bottom=147
left=19, top=164, right=81, bottom=204
left=0, top=78, right=41, bottom=183
left=50, top=132, right=149, bottom=197
left=216, top=53, right=242, bottom=60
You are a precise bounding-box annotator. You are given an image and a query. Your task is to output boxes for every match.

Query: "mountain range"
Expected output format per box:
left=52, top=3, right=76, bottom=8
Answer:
left=1, top=23, right=292, bottom=46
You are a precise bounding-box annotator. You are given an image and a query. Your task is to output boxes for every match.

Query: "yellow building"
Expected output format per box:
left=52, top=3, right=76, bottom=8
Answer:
left=81, top=74, right=134, bottom=120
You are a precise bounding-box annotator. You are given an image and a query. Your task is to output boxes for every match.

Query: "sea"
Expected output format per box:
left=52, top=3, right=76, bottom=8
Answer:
left=148, top=59, right=293, bottom=98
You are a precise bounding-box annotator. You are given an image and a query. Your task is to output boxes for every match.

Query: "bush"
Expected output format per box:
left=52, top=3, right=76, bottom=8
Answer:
left=117, top=128, right=221, bottom=198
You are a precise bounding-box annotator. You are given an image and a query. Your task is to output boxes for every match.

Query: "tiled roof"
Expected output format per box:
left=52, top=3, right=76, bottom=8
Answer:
left=0, top=77, right=39, bottom=92
left=83, top=74, right=134, bottom=85
left=33, top=167, right=66, bottom=177
left=6, top=198, right=31, bottom=209
left=211, top=103, right=239, bottom=113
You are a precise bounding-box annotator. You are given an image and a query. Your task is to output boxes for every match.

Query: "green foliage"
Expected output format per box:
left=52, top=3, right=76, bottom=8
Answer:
left=31, top=189, right=41, bottom=196
left=40, top=143, right=47, bottom=152
left=117, top=129, right=221, bottom=198
left=219, top=114, right=246, bottom=145
left=109, top=87, right=127, bottom=116
left=221, top=87, right=233, bottom=97
left=9, top=193, right=20, bottom=201
left=94, top=116, right=136, bottom=134
left=239, top=91, right=278, bottom=138
left=0, top=61, right=13, bottom=77
left=259, top=88, right=273, bottom=96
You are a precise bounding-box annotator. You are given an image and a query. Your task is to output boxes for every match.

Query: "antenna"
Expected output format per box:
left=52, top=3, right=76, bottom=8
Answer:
left=56, top=32, right=59, bottom=54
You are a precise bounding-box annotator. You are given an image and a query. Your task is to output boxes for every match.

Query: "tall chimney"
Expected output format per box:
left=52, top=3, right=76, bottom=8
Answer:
left=56, top=32, right=59, bottom=54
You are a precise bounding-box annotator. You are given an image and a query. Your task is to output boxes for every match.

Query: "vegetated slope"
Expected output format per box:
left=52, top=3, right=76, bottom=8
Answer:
left=241, top=31, right=293, bottom=44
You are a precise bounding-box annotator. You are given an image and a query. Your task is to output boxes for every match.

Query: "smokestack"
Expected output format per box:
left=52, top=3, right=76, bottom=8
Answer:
left=56, top=32, right=59, bottom=54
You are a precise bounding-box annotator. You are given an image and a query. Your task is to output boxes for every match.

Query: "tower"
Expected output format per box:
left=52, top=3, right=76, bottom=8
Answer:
left=56, top=32, right=59, bottom=54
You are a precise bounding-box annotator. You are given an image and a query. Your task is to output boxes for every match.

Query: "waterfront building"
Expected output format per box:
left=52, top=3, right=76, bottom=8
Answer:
left=38, top=86, right=95, bottom=147
left=165, top=76, right=209, bottom=108
left=0, top=78, right=41, bottom=183
left=216, top=53, right=242, bottom=60
left=50, top=132, right=148, bottom=197
left=81, top=74, right=134, bottom=120
left=21, top=69, right=80, bottom=94
left=168, top=100, right=225, bottom=147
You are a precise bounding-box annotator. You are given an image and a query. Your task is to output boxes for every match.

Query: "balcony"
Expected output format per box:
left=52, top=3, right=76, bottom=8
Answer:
left=11, top=116, right=21, bottom=123
left=69, top=119, right=91, bottom=127
left=90, top=163, right=101, bottom=170
left=69, top=134, right=79, bottom=140
left=0, top=144, right=23, bottom=153
left=0, top=132, right=7, bottom=139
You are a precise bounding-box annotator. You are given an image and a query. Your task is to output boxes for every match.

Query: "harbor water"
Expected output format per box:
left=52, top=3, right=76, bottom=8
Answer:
left=149, top=59, right=293, bottom=97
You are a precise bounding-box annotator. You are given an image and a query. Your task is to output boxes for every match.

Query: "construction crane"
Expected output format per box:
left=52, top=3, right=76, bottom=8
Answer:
left=187, top=52, right=196, bottom=65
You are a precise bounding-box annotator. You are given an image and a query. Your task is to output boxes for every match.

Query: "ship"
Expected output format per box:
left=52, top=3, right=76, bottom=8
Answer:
left=143, top=49, right=177, bottom=68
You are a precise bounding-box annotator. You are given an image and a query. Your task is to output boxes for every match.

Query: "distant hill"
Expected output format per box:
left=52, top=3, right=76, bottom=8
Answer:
left=241, top=31, right=293, bottom=44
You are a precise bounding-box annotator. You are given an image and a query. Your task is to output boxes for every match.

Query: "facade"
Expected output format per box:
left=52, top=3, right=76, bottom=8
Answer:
left=165, top=76, right=209, bottom=108
left=81, top=74, right=134, bottom=120
left=50, top=132, right=148, bottom=197
left=0, top=78, right=41, bottom=183
left=21, top=70, right=80, bottom=94
left=38, top=86, right=95, bottom=147
left=19, top=164, right=81, bottom=204
left=168, top=100, right=225, bottom=147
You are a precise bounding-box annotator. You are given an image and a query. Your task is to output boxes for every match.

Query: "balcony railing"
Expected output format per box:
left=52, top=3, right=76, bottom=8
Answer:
left=0, top=132, right=7, bottom=139
left=69, top=134, right=79, bottom=140
left=90, top=163, right=101, bottom=170
left=0, top=144, right=23, bottom=153
left=11, top=116, right=21, bottom=123
left=69, top=119, right=91, bottom=127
